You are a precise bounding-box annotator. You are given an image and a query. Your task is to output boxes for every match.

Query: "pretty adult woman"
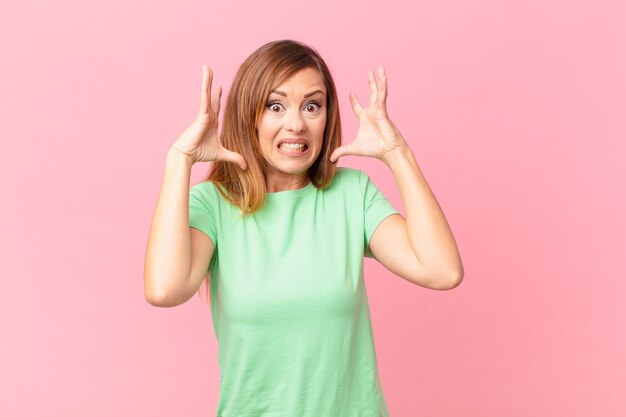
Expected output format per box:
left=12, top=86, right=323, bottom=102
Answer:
left=144, top=39, right=463, bottom=417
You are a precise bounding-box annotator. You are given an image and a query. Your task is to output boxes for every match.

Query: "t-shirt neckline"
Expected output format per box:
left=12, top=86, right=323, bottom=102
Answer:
left=264, top=180, right=316, bottom=200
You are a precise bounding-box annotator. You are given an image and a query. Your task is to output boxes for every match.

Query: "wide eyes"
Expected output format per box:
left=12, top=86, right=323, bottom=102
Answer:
left=266, top=101, right=322, bottom=113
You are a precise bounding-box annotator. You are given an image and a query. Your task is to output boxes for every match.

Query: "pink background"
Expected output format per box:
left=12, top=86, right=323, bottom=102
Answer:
left=1, top=0, right=624, bottom=416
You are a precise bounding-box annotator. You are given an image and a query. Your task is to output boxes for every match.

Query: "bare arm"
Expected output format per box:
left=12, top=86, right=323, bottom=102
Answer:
left=330, top=66, right=463, bottom=289
left=143, top=65, right=245, bottom=307
left=143, top=148, right=214, bottom=307
left=370, top=146, right=463, bottom=290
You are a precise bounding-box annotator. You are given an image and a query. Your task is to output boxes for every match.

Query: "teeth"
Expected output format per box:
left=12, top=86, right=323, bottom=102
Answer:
left=280, top=143, right=306, bottom=151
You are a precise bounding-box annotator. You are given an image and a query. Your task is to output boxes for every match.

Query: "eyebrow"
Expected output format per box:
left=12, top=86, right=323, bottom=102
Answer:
left=270, top=89, right=326, bottom=98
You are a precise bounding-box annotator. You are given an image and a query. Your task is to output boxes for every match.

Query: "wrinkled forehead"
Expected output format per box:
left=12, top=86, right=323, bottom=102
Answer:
left=269, top=67, right=326, bottom=95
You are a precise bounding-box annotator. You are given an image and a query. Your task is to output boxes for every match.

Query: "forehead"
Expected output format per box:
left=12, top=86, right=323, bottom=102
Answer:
left=271, top=67, right=326, bottom=95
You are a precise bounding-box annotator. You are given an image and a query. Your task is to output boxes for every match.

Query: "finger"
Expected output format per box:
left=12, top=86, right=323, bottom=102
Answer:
left=349, top=91, right=363, bottom=116
left=377, top=66, right=388, bottom=114
left=220, top=148, right=247, bottom=170
left=330, top=142, right=359, bottom=163
left=207, top=66, right=213, bottom=106
left=368, top=70, right=378, bottom=105
left=199, top=65, right=209, bottom=115
left=329, top=146, right=342, bottom=163
left=211, top=85, right=222, bottom=117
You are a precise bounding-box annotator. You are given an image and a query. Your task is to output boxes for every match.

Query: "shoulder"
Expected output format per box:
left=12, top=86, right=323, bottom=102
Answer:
left=189, top=180, right=221, bottom=207
left=333, top=167, right=376, bottom=197
left=333, top=166, right=369, bottom=187
left=335, top=166, right=363, bottom=177
left=326, top=167, right=361, bottom=192
left=190, top=180, right=218, bottom=195
left=329, top=167, right=372, bottom=196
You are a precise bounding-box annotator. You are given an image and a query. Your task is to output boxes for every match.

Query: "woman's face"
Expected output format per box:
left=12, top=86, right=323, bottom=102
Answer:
left=257, top=67, right=327, bottom=189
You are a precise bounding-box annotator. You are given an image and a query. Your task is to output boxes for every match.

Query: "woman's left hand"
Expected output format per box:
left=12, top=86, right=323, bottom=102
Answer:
left=329, top=66, right=409, bottom=164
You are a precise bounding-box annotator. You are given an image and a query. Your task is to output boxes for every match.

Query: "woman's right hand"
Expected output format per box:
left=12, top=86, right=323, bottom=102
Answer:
left=171, top=65, right=247, bottom=170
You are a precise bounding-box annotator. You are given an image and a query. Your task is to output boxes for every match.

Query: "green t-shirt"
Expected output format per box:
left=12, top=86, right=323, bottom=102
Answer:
left=189, top=167, right=399, bottom=417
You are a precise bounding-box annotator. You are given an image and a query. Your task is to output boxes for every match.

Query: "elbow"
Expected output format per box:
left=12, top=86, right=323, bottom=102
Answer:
left=445, top=269, right=464, bottom=290
left=427, top=269, right=463, bottom=291
left=145, top=289, right=180, bottom=307
left=145, top=291, right=163, bottom=307
left=144, top=276, right=172, bottom=307
left=144, top=277, right=188, bottom=308
left=145, top=286, right=166, bottom=307
left=413, top=263, right=464, bottom=290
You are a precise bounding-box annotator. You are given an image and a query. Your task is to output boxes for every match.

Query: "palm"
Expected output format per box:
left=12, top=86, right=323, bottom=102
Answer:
left=174, top=65, right=247, bottom=170
left=330, top=66, right=407, bottom=163
left=352, top=102, right=403, bottom=157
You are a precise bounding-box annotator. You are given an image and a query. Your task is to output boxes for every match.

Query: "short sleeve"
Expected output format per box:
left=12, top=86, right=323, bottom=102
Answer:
left=189, top=183, right=218, bottom=246
left=362, top=172, right=399, bottom=258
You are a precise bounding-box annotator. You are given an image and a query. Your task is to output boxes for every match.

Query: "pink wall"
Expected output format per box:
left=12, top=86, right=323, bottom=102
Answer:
left=1, top=0, right=624, bottom=416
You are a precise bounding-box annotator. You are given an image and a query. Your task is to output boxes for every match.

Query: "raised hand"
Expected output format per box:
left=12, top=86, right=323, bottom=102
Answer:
left=171, top=65, right=247, bottom=170
left=329, top=66, right=408, bottom=164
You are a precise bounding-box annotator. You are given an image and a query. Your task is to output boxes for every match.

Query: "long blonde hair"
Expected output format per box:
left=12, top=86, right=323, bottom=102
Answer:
left=197, top=39, right=343, bottom=304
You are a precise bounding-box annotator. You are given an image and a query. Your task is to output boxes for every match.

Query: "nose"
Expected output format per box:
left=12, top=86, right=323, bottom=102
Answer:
left=285, top=108, right=306, bottom=132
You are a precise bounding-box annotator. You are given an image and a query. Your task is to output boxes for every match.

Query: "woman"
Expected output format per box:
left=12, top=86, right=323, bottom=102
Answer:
left=144, top=39, right=463, bottom=417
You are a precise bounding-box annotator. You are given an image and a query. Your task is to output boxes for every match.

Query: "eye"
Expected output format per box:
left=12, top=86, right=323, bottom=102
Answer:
left=305, top=101, right=322, bottom=112
left=266, top=102, right=284, bottom=112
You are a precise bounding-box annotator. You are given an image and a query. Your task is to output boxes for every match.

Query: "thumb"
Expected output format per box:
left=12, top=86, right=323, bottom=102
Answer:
left=330, top=143, right=357, bottom=163
left=220, top=148, right=247, bottom=170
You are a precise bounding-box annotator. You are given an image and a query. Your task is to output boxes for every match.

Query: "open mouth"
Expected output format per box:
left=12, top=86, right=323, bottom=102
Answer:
left=277, top=142, right=310, bottom=156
